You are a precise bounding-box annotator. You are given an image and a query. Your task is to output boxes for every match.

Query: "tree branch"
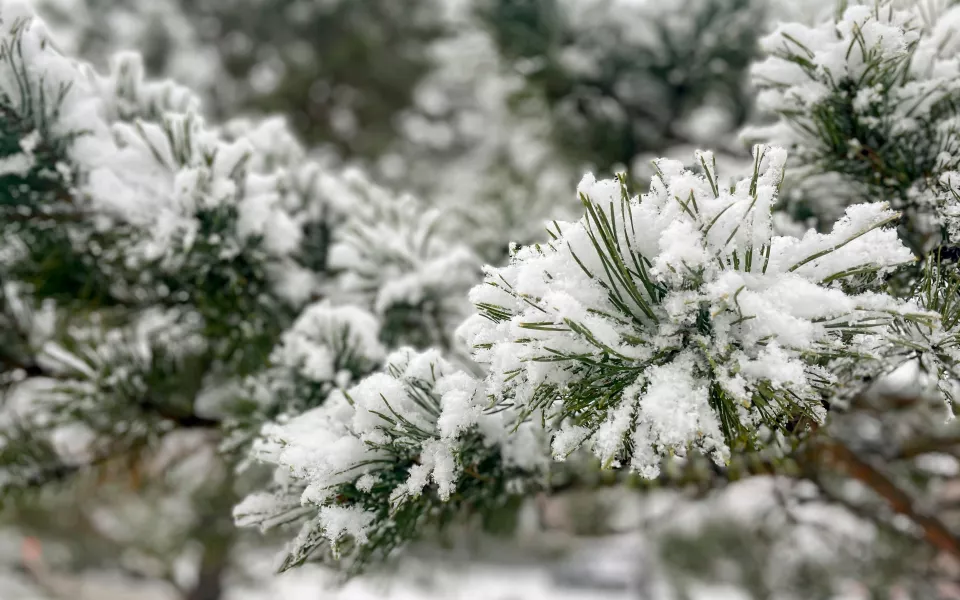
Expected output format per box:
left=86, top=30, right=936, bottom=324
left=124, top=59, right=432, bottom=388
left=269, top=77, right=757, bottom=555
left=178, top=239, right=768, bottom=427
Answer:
left=809, top=438, right=960, bottom=560
left=897, top=434, right=960, bottom=460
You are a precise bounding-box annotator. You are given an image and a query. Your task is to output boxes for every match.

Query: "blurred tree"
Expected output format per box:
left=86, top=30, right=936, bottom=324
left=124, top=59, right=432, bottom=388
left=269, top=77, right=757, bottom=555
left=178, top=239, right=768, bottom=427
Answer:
left=36, top=0, right=445, bottom=156
left=478, top=0, right=763, bottom=171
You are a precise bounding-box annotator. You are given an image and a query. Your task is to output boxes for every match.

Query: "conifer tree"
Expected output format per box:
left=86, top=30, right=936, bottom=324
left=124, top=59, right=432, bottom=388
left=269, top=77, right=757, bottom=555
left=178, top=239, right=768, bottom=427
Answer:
left=3, top=1, right=960, bottom=598
left=0, top=2, right=474, bottom=595
left=34, top=0, right=445, bottom=155
left=236, top=2, right=960, bottom=593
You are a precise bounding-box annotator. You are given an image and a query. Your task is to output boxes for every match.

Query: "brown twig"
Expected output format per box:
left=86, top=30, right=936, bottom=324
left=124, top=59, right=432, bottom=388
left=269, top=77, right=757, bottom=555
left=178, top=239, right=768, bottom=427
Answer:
left=897, top=435, right=960, bottom=460
left=810, top=438, right=960, bottom=559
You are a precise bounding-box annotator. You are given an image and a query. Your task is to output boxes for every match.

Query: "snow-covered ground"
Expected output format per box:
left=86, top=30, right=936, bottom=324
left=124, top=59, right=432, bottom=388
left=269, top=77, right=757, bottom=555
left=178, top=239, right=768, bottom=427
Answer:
left=0, top=538, right=747, bottom=600
left=229, top=561, right=637, bottom=600
left=1, top=561, right=641, bottom=600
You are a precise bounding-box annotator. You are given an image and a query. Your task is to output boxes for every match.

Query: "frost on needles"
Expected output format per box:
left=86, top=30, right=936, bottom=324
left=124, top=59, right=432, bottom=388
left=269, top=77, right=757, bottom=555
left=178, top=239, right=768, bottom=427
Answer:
left=459, top=146, right=919, bottom=478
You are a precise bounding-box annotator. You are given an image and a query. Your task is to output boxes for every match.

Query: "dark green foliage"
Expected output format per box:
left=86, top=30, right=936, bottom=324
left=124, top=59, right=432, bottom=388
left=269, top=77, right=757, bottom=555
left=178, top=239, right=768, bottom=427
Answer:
left=379, top=300, right=451, bottom=350
left=156, top=204, right=294, bottom=375
left=478, top=0, right=761, bottom=172
left=481, top=0, right=563, bottom=61
left=35, top=0, right=447, bottom=154
left=298, top=213, right=336, bottom=275
left=199, top=0, right=444, bottom=154
left=803, top=80, right=959, bottom=207
left=0, top=26, right=132, bottom=307
left=0, top=421, right=69, bottom=496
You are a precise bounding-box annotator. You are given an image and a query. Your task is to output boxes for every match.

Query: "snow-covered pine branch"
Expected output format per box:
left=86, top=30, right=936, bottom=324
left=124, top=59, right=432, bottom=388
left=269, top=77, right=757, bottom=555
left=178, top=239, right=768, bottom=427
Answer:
left=222, top=302, right=387, bottom=455
left=458, top=146, right=920, bottom=478
left=857, top=255, right=960, bottom=417
left=744, top=0, right=960, bottom=444
left=747, top=1, right=960, bottom=253
left=0, top=0, right=311, bottom=334
left=325, top=169, right=481, bottom=351
left=0, top=2, right=475, bottom=495
left=234, top=347, right=548, bottom=573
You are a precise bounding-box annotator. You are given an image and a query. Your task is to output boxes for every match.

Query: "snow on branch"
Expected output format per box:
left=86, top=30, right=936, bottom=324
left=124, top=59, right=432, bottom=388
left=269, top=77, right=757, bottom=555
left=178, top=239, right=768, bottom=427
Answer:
left=747, top=1, right=960, bottom=250
left=459, top=146, right=920, bottom=478
left=235, top=348, right=548, bottom=573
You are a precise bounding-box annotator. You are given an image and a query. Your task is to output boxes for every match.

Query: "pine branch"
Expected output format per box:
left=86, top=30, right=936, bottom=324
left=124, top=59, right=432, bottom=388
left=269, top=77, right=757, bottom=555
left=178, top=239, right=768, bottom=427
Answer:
left=6, top=356, right=221, bottom=431
left=464, top=148, right=914, bottom=478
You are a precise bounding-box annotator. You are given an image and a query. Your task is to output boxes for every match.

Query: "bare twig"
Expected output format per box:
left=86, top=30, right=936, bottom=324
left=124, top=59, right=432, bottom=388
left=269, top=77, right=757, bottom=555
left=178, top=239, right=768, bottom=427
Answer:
left=809, top=438, right=960, bottom=559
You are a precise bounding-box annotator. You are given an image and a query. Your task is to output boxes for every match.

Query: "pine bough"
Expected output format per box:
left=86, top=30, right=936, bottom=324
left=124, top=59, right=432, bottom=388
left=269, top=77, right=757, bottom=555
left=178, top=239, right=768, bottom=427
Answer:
left=1, top=0, right=959, bottom=581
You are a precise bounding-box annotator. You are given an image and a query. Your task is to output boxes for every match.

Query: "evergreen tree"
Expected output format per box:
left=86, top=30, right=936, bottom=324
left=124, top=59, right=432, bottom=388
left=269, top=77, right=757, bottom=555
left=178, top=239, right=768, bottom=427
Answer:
left=237, top=2, right=960, bottom=595
left=34, top=0, right=445, bottom=156
left=0, top=2, right=473, bottom=596
left=3, top=1, right=960, bottom=599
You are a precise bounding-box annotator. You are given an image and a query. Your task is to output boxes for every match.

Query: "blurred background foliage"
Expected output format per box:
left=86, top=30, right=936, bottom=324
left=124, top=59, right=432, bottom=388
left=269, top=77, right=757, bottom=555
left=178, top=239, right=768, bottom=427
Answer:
left=36, top=0, right=773, bottom=171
